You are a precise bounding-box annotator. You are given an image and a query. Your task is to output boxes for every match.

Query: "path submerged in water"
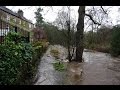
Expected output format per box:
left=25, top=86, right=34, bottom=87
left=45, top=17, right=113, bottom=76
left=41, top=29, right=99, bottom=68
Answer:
left=34, top=45, right=120, bottom=85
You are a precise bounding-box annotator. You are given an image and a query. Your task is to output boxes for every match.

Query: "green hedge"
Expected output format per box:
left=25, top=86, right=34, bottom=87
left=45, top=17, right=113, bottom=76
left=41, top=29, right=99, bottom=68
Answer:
left=0, top=31, right=48, bottom=85
left=0, top=32, right=34, bottom=85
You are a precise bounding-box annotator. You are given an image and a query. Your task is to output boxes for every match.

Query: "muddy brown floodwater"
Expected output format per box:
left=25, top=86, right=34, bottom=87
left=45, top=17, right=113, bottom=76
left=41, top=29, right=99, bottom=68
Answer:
left=34, top=45, right=68, bottom=85
left=65, top=50, right=120, bottom=85
left=34, top=45, right=120, bottom=85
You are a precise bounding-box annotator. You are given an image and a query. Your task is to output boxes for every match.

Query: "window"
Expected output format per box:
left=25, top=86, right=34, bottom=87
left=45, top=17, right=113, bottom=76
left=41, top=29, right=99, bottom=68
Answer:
left=23, top=21, right=26, bottom=26
left=7, top=15, right=10, bottom=21
left=19, top=20, right=21, bottom=24
left=14, top=18, right=16, bottom=22
left=0, top=25, right=10, bottom=36
left=6, top=25, right=9, bottom=30
left=29, top=24, right=31, bottom=28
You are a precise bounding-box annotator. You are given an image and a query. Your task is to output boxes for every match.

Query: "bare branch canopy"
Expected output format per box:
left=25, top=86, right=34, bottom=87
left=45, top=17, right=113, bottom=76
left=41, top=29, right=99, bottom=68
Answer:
left=85, top=13, right=101, bottom=25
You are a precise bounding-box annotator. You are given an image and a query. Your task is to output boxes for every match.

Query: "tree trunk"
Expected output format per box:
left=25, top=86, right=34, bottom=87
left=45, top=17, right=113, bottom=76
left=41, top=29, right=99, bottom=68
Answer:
left=67, top=6, right=72, bottom=62
left=67, top=21, right=72, bottom=62
left=75, top=6, right=85, bottom=62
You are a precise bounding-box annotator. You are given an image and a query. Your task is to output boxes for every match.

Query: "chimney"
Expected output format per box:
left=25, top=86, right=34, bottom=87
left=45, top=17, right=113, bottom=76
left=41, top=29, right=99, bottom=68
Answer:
left=17, top=9, right=23, bottom=17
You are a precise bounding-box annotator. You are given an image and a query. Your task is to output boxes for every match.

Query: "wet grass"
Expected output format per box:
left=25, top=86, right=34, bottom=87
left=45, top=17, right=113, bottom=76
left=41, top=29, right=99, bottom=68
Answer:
left=52, top=61, right=65, bottom=72
left=50, top=49, right=60, bottom=59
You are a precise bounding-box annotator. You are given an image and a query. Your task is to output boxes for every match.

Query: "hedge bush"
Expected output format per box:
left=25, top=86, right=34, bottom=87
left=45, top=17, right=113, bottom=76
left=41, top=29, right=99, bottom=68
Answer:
left=0, top=31, right=34, bottom=85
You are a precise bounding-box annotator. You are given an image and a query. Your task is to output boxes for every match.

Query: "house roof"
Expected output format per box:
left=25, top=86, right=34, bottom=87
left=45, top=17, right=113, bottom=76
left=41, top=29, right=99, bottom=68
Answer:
left=0, top=6, right=34, bottom=25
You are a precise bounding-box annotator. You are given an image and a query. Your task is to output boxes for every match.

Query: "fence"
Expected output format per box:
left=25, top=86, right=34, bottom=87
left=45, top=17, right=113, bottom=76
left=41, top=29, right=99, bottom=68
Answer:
left=0, top=19, right=30, bottom=44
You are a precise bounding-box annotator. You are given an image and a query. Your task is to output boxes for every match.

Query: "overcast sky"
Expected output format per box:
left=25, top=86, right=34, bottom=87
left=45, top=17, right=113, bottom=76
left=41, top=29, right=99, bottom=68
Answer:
left=6, top=6, right=120, bottom=28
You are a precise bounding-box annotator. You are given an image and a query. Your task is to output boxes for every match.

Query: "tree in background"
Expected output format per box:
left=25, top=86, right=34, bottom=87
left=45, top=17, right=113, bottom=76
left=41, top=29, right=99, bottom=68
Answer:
left=35, top=7, right=44, bottom=27
left=34, top=7, right=48, bottom=42
left=53, top=6, right=76, bottom=62
left=34, top=6, right=112, bottom=62
left=75, top=6, right=109, bottom=62
left=111, top=25, right=120, bottom=56
left=34, top=7, right=66, bottom=44
left=84, top=25, right=112, bottom=53
left=75, top=6, right=85, bottom=62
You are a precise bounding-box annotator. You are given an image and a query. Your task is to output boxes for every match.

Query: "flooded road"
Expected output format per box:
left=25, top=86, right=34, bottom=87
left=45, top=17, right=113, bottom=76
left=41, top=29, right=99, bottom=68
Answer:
left=34, top=45, right=120, bottom=85
left=82, top=51, right=120, bottom=85
left=65, top=51, right=120, bottom=85
left=34, top=45, right=68, bottom=85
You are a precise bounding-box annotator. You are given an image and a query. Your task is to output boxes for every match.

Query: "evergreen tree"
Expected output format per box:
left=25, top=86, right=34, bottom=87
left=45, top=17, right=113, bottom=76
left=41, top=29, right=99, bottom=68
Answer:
left=35, top=7, right=44, bottom=27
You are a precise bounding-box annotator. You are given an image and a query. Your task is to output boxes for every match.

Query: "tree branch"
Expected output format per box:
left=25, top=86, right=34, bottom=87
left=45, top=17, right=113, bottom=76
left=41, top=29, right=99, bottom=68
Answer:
left=85, top=13, right=101, bottom=25
left=100, top=6, right=108, bottom=15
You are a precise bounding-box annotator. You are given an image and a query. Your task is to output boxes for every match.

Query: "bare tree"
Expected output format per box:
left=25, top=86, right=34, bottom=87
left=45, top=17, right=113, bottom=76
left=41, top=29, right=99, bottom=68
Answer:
left=75, top=6, right=85, bottom=62
left=41, top=6, right=110, bottom=62
left=75, top=6, right=109, bottom=62
left=53, top=6, right=76, bottom=62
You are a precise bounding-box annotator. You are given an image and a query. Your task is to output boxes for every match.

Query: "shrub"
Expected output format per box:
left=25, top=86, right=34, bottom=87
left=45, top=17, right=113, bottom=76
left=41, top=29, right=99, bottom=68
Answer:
left=32, top=41, right=48, bottom=59
left=110, top=26, right=120, bottom=56
left=31, top=41, right=49, bottom=84
left=0, top=31, right=34, bottom=85
left=52, top=61, right=65, bottom=72
left=92, top=44, right=110, bottom=53
left=50, top=49, right=60, bottom=59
